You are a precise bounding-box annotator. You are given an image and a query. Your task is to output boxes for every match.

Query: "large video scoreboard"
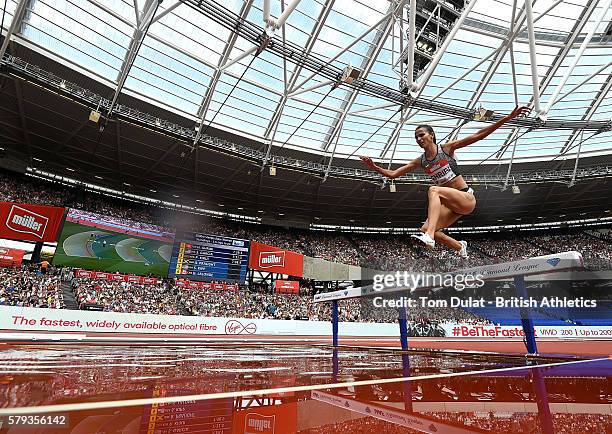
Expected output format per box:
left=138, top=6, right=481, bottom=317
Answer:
left=168, top=231, right=249, bottom=283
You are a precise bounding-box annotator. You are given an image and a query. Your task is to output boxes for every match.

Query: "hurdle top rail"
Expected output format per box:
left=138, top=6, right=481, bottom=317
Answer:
left=313, top=251, right=584, bottom=303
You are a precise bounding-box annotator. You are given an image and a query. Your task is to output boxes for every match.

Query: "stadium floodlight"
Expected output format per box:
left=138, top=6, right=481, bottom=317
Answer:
left=89, top=110, right=100, bottom=123
left=512, top=185, right=521, bottom=194
left=340, top=65, right=361, bottom=85
left=474, top=107, right=494, bottom=121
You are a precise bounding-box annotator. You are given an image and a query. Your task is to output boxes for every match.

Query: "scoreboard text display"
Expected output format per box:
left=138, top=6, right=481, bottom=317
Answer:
left=168, top=232, right=249, bottom=283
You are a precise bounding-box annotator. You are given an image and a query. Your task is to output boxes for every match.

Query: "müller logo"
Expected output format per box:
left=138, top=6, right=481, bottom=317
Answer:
left=225, top=320, right=257, bottom=335
left=244, top=413, right=275, bottom=434
left=259, top=251, right=285, bottom=268
left=6, top=205, right=48, bottom=239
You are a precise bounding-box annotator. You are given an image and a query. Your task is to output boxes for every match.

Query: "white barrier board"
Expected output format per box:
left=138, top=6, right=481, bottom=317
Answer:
left=0, top=306, right=609, bottom=340
left=314, top=251, right=584, bottom=302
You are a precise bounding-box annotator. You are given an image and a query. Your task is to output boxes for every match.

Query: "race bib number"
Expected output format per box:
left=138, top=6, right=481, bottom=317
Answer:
left=424, top=158, right=455, bottom=185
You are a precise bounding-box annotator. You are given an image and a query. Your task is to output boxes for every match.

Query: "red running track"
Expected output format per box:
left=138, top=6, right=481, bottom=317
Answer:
left=1, top=330, right=610, bottom=357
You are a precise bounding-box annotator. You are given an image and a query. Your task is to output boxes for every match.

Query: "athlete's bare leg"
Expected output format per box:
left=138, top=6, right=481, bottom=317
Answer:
left=421, top=206, right=462, bottom=251
left=425, top=186, right=475, bottom=239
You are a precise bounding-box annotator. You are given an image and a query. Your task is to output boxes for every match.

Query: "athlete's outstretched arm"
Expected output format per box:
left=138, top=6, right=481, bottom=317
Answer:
left=444, top=106, right=531, bottom=153
left=360, top=156, right=420, bottom=179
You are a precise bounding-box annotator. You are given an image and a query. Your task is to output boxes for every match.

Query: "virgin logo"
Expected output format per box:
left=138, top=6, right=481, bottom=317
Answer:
left=225, top=320, right=257, bottom=335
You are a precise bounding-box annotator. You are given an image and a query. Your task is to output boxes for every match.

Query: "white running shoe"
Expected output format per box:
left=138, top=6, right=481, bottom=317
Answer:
left=458, top=240, right=468, bottom=258
left=412, top=233, right=435, bottom=249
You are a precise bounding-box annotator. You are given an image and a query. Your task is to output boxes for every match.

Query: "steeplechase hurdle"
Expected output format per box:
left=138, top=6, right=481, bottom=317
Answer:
left=314, top=251, right=584, bottom=355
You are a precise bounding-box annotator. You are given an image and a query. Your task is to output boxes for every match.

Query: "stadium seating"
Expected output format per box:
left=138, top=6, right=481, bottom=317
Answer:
left=1, top=169, right=611, bottom=271
left=0, top=169, right=611, bottom=326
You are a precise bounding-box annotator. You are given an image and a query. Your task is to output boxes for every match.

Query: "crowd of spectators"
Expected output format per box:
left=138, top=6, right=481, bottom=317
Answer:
left=175, top=287, right=353, bottom=321
left=1, top=169, right=611, bottom=271
left=1, top=168, right=611, bottom=324
left=544, top=231, right=612, bottom=273
left=0, top=265, right=492, bottom=325
left=72, top=277, right=178, bottom=315
left=0, top=265, right=64, bottom=308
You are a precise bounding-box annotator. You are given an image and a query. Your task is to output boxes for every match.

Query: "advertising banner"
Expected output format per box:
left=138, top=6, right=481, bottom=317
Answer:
left=171, top=280, right=235, bottom=290
left=0, top=306, right=396, bottom=336
left=76, top=269, right=92, bottom=278
left=233, top=403, right=297, bottom=434
left=248, top=241, right=304, bottom=277
left=1, top=306, right=610, bottom=339
left=0, top=247, right=25, bottom=267
left=0, top=202, right=65, bottom=242
left=440, top=323, right=612, bottom=339
left=275, top=280, right=300, bottom=294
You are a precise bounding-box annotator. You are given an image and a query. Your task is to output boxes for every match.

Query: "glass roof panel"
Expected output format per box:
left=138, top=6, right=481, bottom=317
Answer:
left=6, top=0, right=610, bottom=164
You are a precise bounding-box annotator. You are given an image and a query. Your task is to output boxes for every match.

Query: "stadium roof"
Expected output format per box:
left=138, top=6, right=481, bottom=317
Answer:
left=1, top=0, right=611, bottom=164
left=0, top=0, right=611, bottom=228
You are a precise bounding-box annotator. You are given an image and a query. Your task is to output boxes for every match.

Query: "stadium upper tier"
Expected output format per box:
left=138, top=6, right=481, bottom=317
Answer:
left=1, top=0, right=611, bottom=165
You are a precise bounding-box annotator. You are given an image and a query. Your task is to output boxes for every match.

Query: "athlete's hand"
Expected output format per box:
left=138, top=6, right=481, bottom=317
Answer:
left=508, top=105, right=531, bottom=119
left=360, top=156, right=377, bottom=170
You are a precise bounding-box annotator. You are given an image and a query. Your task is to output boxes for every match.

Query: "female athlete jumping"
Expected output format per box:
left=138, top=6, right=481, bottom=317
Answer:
left=360, top=106, right=530, bottom=258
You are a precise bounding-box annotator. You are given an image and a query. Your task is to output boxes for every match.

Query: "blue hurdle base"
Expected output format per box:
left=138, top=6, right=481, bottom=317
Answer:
left=515, top=275, right=538, bottom=354
left=332, top=300, right=339, bottom=348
